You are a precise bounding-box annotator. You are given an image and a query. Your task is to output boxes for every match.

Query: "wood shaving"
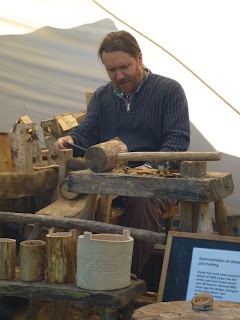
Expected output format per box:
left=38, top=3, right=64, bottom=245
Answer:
left=113, top=166, right=180, bottom=177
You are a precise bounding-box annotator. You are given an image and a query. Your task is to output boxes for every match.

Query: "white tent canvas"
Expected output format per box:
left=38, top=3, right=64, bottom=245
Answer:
left=0, top=0, right=239, bottom=213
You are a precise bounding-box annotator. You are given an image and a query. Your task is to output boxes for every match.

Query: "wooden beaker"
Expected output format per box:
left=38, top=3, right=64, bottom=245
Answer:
left=0, top=132, right=13, bottom=173
left=20, top=240, right=46, bottom=281
left=46, top=229, right=76, bottom=284
left=0, top=238, right=16, bottom=279
left=77, top=229, right=133, bottom=290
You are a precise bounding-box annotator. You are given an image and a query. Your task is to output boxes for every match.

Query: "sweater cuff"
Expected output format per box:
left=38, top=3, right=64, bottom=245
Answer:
left=143, top=162, right=157, bottom=169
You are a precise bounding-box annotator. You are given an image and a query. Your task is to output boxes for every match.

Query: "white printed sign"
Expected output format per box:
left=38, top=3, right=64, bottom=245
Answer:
left=186, top=248, right=240, bottom=302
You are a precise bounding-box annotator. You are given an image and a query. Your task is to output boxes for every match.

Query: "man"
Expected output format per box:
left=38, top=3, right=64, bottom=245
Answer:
left=54, top=30, right=190, bottom=279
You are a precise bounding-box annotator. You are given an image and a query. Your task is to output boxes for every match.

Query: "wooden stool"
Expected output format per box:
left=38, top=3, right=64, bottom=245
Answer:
left=131, top=300, right=240, bottom=319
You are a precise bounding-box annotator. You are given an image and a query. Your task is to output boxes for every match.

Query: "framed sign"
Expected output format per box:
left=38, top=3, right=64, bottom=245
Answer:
left=157, top=231, right=240, bottom=302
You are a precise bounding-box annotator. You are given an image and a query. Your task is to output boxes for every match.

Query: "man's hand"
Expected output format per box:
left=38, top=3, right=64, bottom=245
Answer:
left=54, top=136, right=74, bottom=154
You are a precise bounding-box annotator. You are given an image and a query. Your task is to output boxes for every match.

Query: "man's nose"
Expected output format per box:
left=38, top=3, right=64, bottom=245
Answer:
left=115, top=70, right=125, bottom=81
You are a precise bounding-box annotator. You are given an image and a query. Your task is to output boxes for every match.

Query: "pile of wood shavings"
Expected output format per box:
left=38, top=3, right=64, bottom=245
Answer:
left=113, top=166, right=180, bottom=177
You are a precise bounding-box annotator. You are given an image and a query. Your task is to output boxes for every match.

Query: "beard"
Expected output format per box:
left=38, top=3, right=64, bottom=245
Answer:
left=112, top=68, right=143, bottom=95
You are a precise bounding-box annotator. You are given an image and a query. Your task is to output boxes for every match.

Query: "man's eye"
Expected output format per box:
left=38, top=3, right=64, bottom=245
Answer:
left=121, top=65, right=127, bottom=69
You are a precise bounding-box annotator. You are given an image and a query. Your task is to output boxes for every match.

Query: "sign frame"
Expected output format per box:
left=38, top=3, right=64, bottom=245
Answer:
left=157, top=231, right=240, bottom=302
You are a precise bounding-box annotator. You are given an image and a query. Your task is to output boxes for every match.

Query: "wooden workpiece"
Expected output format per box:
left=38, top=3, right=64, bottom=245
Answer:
left=67, top=169, right=233, bottom=202
left=131, top=300, right=240, bottom=320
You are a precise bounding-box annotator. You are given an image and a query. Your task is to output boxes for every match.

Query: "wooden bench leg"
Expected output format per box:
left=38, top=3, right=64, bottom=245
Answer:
left=97, top=306, right=117, bottom=320
left=215, top=199, right=229, bottom=236
left=179, top=201, right=193, bottom=232
left=165, top=216, right=173, bottom=233
left=52, top=301, right=70, bottom=320
left=196, top=202, right=213, bottom=234
left=25, top=299, right=41, bottom=320
left=120, top=302, right=134, bottom=320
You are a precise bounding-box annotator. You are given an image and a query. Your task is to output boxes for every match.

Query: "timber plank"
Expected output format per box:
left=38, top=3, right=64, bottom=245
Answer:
left=68, top=170, right=234, bottom=202
left=0, top=279, right=146, bottom=309
left=36, top=195, right=89, bottom=218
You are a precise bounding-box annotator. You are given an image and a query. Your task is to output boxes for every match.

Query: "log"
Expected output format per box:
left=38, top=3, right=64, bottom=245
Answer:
left=46, top=229, right=76, bottom=284
left=85, top=138, right=128, bottom=173
left=20, top=240, right=46, bottom=281
left=0, top=211, right=166, bottom=244
left=0, top=238, right=16, bottom=279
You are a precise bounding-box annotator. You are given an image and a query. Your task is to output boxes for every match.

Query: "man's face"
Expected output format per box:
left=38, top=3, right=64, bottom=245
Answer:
left=102, top=50, right=143, bottom=95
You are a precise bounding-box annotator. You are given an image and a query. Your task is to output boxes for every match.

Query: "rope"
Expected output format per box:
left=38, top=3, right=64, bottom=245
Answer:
left=92, top=0, right=240, bottom=116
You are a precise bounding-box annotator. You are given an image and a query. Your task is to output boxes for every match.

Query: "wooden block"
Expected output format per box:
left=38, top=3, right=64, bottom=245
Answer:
left=74, top=110, right=87, bottom=124
left=55, top=113, right=78, bottom=132
left=180, top=161, right=207, bottom=178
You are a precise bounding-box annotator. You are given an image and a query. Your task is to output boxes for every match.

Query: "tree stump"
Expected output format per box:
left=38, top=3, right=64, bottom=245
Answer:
left=20, top=240, right=46, bottom=281
left=0, top=238, right=16, bottom=279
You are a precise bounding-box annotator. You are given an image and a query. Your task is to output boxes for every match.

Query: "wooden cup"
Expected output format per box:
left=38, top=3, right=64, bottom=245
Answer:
left=20, top=240, right=46, bottom=281
left=0, top=238, right=16, bottom=279
left=46, top=229, right=76, bottom=284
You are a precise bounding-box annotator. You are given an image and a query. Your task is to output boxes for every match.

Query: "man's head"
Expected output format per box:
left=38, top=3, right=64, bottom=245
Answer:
left=98, top=31, right=144, bottom=95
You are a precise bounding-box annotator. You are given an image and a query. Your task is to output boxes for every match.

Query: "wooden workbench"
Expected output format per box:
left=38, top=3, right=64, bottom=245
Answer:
left=67, top=170, right=233, bottom=202
left=67, top=168, right=234, bottom=235
left=0, top=277, right=147, bottom=320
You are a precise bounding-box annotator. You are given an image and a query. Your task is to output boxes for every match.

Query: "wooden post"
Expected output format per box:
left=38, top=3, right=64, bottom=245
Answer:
left=57, top=149, right=73, bottom=199
left=179, top=201, right=193, bottom=232
left=0, top=132, right=13, bottom=172
left=179, top=161, right=210, bottom=233
left=196, top=202, right=213, bottom=234
left=96, top=195, right=115, bottom=223
left=0, top=238, right=16, bottom=279
left=215, top=199, right=229, bottom=236
left=20, top=240, right=46, bottom=281
left=46, top=229, right=76, bottom=284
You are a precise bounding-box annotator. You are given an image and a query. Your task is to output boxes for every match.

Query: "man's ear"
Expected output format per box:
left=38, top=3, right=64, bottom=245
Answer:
left=138, top=52, right=143, bottom=67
